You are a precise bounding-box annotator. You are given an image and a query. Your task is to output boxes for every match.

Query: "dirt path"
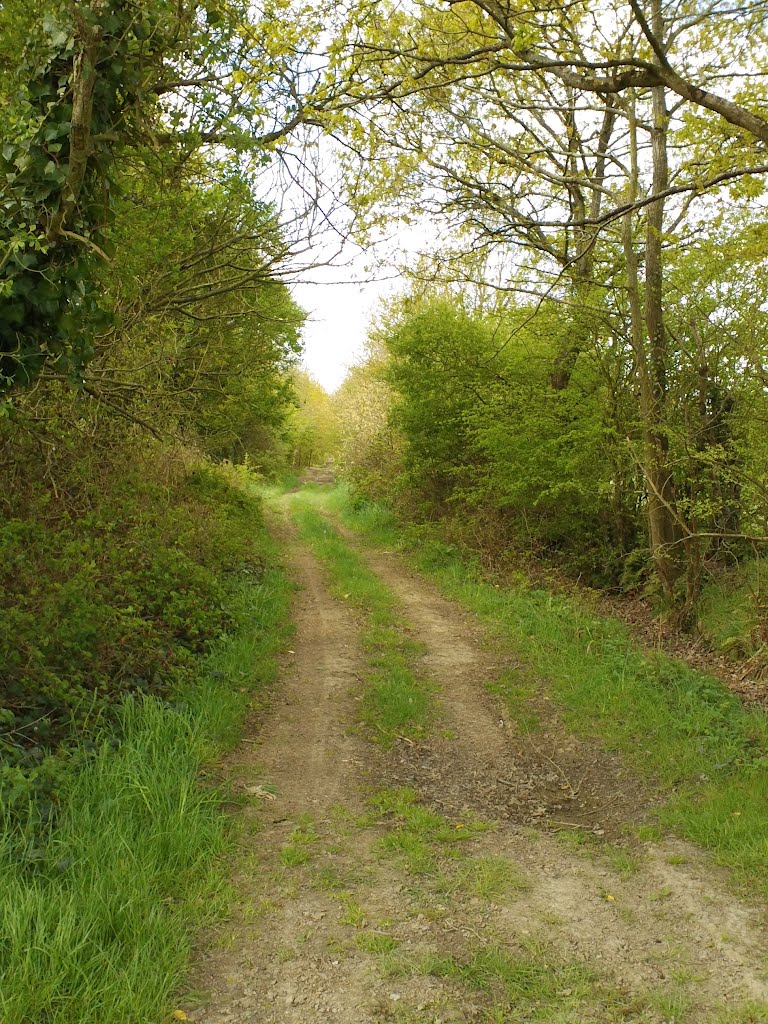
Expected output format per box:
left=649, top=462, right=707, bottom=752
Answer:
left=337, top=536, right=768, bottom=1010
left=188, top=504, right=768, bottom=1024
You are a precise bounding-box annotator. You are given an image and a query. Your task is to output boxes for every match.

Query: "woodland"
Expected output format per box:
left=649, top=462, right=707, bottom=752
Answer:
left=3, top=0, right=768, bottom=1021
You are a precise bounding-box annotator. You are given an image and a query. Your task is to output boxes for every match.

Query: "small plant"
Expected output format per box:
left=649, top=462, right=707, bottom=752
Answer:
left=356, top=932, right=401, bottom=955
left=367, top=788, right=492, bottom=881
left=339, top=895, right=368, bottom=928
left=603, top=845, right=641, bottom=877
left=280, top=817, right=319, bottom=868
left=648, top=985, right=692, bottom=1022
left=435, top=856, right=530, bottom=901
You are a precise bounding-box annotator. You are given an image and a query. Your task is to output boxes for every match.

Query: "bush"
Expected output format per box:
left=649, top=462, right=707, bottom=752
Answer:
left=0, top=455, right=266, bottom=808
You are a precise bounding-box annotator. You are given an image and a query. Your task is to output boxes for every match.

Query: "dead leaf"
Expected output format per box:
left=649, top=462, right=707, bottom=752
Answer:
left=244, top=784, right=277, bottom=800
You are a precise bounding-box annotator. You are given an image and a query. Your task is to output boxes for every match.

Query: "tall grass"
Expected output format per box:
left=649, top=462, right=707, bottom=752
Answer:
left=323, top=486, right=768, bottom=895
left=0, top=537, right=294, bottom=1024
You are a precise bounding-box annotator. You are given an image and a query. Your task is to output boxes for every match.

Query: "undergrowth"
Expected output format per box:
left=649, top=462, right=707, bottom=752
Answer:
left=1, top=459, right=273, bottom=808
left=288, top=495, right=435, bottom=744
left=0, top=470, right=294, bottom=1024
left=320, top=486, right=768, bottom=897
left=698, top=557, right=768, bottom=662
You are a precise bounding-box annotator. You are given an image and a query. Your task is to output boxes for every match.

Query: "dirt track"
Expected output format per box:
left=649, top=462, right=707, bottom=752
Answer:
left=189, top=500, right=768, bottom=1024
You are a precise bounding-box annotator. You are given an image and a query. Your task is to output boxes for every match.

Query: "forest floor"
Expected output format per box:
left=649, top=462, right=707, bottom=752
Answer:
left=185, top=487, right=768, bottom=1024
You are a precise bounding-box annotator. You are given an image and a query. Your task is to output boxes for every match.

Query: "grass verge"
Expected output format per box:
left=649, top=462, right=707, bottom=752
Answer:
left=316, top=486, right=768, bottom=897
left=287, top=496, right=435, bottom=745
left=0, top=507, right=293, bottom=1024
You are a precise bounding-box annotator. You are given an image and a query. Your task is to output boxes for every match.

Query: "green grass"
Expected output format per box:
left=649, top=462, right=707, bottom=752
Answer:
left=699, top=558, right=767, bottom=660
left=339, top=895, right=368, bottom=928
left=317, top=486, right=768, bottom=897
left=713, top=1003, right=768, bottom=1024
left=366, top=787, right=503, bottom=894
left=647, top=986, right=692, bottom=1022
left=434, top=855, right=530, bottom=901
left=280, top=816, right=320, bottom=867
left=356, top=931, right=401, bottom=955
left=420, top=939, right=635, bottom=1022
left=485, top=670, right=541, bottom=733
left=0, top=520, right=294, bottom=1024
left=287, top=497, right=436, bottom=744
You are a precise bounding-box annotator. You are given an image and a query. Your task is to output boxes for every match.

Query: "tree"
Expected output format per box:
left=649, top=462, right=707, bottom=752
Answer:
left=287, top=370, right=339, bottom=469
left=328, top=0, right=768, bottom=612
left=0, top=0, right=342, bottom=393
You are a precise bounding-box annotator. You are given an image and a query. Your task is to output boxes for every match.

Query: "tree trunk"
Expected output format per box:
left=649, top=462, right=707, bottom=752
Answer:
left=622, top=85, right=683, bottom=608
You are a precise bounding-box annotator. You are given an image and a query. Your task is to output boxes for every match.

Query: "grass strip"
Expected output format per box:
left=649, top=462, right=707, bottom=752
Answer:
left=317, top=486, right=768, bottom=897
left=288, top=497, right=435, bottom=745
left=0, top=523, right=293, bottom=1024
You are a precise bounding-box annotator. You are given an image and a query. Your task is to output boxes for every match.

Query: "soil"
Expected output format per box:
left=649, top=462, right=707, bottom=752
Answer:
left=187, top=501, right=768, bottom=1024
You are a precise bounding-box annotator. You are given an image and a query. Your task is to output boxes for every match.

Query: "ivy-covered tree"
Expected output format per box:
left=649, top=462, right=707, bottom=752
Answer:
left=0, top=0, right=338, bottom=394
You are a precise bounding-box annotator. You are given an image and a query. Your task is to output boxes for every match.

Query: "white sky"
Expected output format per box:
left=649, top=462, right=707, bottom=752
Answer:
left=291, top=276, right=381, bottom=392
left=289, top=243, right=404, bottom=392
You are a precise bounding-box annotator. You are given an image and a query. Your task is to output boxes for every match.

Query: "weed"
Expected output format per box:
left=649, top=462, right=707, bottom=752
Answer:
left=280, top=818, right=319, bottom=868
left=280, top=845, right=312, bottom=867
left=418, top=939, right=634, bottom=1021
left=356, top=932, right=401, bottom=955
left=554, top=828, right=589, bottom=851
left=339, top=895, right=368, bottom=928
left=312, top=865, right=364, bottom=892
left=714, top=1003, right=768, bottom=1023
left=603, top=844, right=641, bottom=876
left=634, top=824, right=664, bottom=843
left=435, top=856, right=530, bottom=901
left=647, top=985, right=692, bottom=1022
left=485, top=673, right=541, bottom=733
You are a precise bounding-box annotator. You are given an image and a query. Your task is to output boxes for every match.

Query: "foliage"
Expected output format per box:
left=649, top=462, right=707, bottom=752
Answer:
left=0, top=404, right=279, bottom=810
left=81, top=156, right=306, bottom=463
left=0, top=0, right=339, bottom=393
left=338, top=295, right=641, bottom=584
left=336, top=244, right=768, bottom=612
left=286, top=369, right=339, bottom=468
left=333, top=355, right=402, bottom=499
left=0, top=0, right=317, bottom=815
left=0, top=0, right=165, bottom=389
left=327, top=0, right=768, bottom=616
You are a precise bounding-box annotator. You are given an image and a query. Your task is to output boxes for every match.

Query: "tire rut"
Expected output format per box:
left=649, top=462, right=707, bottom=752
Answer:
left=191, top=521, right=378, bottom=1023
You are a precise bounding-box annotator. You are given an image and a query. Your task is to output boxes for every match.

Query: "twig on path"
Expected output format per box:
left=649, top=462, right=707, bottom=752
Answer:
left=375, top=724, right=416, bottom=746
left=525, top=735, right=579, bottom=798
left=442, top=921, right=487, bottom=943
